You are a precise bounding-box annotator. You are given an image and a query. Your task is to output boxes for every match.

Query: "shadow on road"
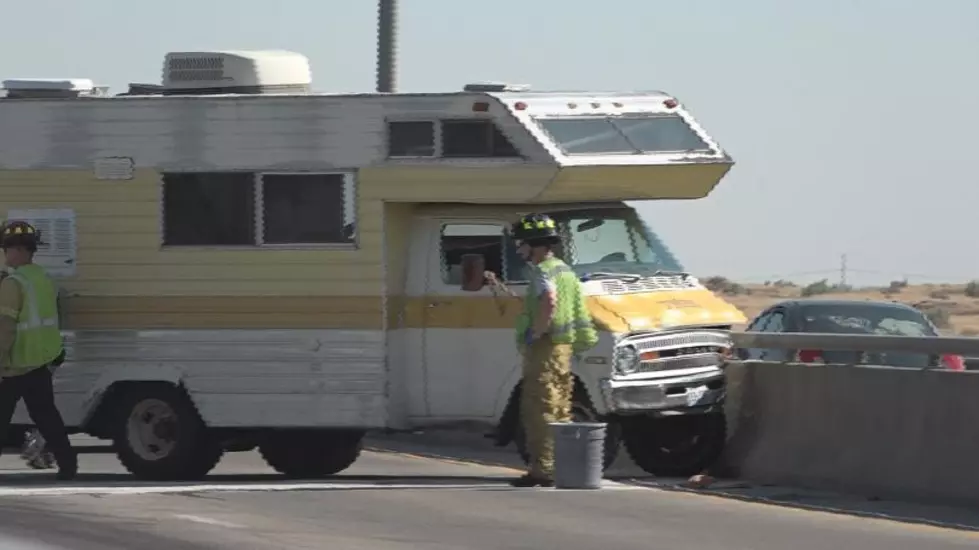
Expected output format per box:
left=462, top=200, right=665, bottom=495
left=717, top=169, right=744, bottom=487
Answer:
left=628, top=478, right=979, bottom=533
left=0, top=472, right=516, bottom=488
left=367, top=430, right=979, bottom=533
left=7, top=431, right=978, bottom=533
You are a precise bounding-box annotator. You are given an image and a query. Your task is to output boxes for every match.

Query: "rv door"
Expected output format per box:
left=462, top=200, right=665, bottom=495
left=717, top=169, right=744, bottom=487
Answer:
left=420, top=220, right=523, bottom=420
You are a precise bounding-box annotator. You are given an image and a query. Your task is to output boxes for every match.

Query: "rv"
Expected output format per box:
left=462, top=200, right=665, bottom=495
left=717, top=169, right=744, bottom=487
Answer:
left=0, top=50, right=745, bottom=481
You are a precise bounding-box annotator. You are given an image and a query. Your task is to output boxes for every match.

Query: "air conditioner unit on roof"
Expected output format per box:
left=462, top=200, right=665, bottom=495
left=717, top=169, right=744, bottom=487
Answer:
left=162, top=50, right=313, bottom=95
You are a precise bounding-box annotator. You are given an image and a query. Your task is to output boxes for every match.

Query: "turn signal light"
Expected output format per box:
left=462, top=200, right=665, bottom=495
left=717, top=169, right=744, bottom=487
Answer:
left=639, top=350, right=660, bottom=361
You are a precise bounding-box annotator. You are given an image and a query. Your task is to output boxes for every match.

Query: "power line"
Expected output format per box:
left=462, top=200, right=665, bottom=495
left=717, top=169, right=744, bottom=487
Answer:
left=736, top=265, right=976, bottom=283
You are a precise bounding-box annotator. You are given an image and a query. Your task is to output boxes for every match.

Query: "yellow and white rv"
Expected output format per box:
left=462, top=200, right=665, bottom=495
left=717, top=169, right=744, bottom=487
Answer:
left=0, top=50, right=745, bottom=480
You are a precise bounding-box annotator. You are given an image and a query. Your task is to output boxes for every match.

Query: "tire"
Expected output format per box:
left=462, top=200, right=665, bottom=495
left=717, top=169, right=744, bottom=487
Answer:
left=259, top=430, right=365, bottom=479
left=622, top=412, right=726, bottom=477
left=111, top=384, right=223, bottom=481
left=514, top=393, right=621, bottom=471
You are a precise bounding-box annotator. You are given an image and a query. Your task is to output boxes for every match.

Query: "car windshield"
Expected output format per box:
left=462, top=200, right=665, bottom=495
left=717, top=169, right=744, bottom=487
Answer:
left=800, top=303, right=938, bottom=368
left=800, top=304, right=937, bottom=337
left=506, top=207, right=685, bottom=280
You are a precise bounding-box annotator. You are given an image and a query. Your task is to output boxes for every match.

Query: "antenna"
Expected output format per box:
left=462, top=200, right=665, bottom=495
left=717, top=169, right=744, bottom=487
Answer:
left=840, top=254, right=848, bottom=287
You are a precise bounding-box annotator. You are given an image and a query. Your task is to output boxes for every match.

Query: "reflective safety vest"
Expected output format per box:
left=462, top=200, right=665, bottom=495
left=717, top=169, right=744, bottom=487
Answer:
left=516, top=257, right=599, bottom=354
left=4, top=264, right=63, bottom=375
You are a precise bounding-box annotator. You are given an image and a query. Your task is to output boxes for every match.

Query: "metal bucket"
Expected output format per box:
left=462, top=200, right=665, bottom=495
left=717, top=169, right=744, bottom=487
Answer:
left=550, top=421, right=607, bottom=490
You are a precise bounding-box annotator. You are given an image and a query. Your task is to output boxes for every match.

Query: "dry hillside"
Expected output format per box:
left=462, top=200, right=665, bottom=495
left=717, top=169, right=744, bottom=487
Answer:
left=704, top=277, right=979, bottom=336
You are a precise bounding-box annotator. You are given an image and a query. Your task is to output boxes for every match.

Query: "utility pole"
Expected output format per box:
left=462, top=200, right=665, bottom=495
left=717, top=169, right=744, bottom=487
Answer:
left=840, top=254, right=848, bottom=287
left=376, top=0, right=398, bottom=93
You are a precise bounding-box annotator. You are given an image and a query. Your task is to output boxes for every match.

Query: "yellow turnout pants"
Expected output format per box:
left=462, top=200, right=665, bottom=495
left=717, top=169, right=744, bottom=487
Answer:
left=520, top=337, right=574, bottom=479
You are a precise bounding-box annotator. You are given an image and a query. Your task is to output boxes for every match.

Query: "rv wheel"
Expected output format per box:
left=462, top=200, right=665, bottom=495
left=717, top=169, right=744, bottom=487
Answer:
left=112, top=384, right=223, bottom=481
left=259, top=430, right=365, bottom=479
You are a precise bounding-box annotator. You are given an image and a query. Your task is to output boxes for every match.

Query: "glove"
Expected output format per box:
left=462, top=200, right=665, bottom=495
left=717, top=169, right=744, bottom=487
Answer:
left=524, top=328, right=535, bottom=346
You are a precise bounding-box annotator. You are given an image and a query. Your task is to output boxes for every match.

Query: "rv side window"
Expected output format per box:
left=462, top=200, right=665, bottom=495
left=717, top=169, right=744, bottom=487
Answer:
left=162, top=171, right=357, bottom=247
left=441, top=120, right=519, bottom=158
left=261, top=173, right=355, bottom=245
left=440, top=223, right=527, bottom=285
left=162, top=172, right=256, bottom=246
left=387, top=121, right=436, bottom=157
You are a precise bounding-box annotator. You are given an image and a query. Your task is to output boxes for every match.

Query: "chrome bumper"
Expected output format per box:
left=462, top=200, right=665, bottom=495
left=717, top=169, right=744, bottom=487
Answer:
left=600, top=369, right=725, bottom=415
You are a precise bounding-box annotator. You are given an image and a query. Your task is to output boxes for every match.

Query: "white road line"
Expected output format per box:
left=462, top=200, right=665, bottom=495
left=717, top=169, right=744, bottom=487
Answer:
left=173, top=514, right=244, bottom=529
left=0, top=479, right=645, bottom=497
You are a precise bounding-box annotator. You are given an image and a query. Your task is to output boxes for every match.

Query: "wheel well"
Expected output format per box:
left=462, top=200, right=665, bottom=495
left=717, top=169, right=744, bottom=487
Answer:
left=83, top=381, right=184, bottom=439
left=494, top=374, right=592, bottom=446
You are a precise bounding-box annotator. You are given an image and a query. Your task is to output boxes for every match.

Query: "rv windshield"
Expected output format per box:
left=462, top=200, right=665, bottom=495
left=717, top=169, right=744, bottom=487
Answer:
left=536, top=114, right=712, bottom=155
left=506, top=208, right=685, bottom=280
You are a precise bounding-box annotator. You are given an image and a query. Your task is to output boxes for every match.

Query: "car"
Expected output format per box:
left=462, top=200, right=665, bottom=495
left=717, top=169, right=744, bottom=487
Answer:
left=736, top=299, right=965, bottom=370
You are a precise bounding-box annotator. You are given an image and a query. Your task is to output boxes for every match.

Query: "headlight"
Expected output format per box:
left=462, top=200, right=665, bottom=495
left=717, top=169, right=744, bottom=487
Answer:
left=614, top=345, right=640, bottom=375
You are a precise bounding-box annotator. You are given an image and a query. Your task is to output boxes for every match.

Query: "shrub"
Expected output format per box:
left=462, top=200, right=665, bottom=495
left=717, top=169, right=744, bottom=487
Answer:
left=923, top=306, right=952, bottom=329
left=703, top=276, right=730, bottom=292
left=702, top=276, right=748, bottom=296
left=965, top=280, right=979, bottom=298
left=887, top=279, right=908, bottom=293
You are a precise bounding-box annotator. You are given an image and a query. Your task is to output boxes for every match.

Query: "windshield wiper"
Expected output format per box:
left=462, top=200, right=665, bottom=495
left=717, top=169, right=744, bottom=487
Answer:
left=581, top=272, right=642, bottom=283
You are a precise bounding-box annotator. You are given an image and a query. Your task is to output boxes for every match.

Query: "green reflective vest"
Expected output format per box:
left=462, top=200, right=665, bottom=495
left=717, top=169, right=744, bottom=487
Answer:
left=4, top=264, right=63, bottom=376
left=515, top=256, right=599, bottom=354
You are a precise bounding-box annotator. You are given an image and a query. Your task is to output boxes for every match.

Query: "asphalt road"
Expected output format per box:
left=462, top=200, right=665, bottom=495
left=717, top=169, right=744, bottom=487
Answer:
left=0, top=434, right=976, bottom=549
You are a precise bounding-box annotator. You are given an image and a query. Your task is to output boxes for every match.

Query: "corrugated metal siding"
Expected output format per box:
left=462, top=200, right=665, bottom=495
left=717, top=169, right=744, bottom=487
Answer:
left=359, top=166, right=558, bottom=203
left=382, top=203, right=416, bottom=428
left=0, top=94, right=553, bottom=170
left=0, top=169, right=386, bottom=329
left=21, top=329, right=389, bottom=428
left=0, top=170, right=384, bottom=293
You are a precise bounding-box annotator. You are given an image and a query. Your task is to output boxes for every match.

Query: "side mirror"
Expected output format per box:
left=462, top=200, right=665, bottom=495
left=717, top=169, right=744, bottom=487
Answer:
left=461, top=254, right=486, bottom=292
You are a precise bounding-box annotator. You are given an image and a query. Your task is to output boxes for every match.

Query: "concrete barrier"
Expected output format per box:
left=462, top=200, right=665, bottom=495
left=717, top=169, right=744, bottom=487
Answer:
left=965, top=356, right=979, bottom=371
left=719, top=361, right=979, bottom=507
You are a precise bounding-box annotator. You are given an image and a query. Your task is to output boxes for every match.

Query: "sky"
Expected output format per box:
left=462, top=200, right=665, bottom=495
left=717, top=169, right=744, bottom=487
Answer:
left=2, top=0, right=977, bottom=286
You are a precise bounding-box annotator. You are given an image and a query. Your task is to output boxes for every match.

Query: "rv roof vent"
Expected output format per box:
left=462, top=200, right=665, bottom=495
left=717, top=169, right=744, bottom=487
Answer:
left=1, top=78, right=105, bottom=99
left=463, top=82, right=531, bottom=93
left=162, top=50, right=312, bottom=96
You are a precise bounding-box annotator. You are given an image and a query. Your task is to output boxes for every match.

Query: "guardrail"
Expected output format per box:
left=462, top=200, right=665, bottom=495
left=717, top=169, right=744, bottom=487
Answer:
left=729, top=331, right=979, bottom=356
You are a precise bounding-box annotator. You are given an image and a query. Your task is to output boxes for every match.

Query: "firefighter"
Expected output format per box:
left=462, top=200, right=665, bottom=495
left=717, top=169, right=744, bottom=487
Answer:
left=0, top=220, right=77, bottom=480
left=489, top=213, right=599, bottom=487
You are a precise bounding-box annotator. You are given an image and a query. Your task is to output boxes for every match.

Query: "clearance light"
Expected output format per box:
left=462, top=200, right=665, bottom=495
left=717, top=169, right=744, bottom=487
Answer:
left=568, top=102, right=578, bottom=109
left=663, top=98, right=678, bottom=109
left=514, top=101, right=527, bottom=111
left=590, top=102, right=600, bottom=108
left=612, top=102, right=623, bottom=108
left=472, top=102, right=490, bottom=112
